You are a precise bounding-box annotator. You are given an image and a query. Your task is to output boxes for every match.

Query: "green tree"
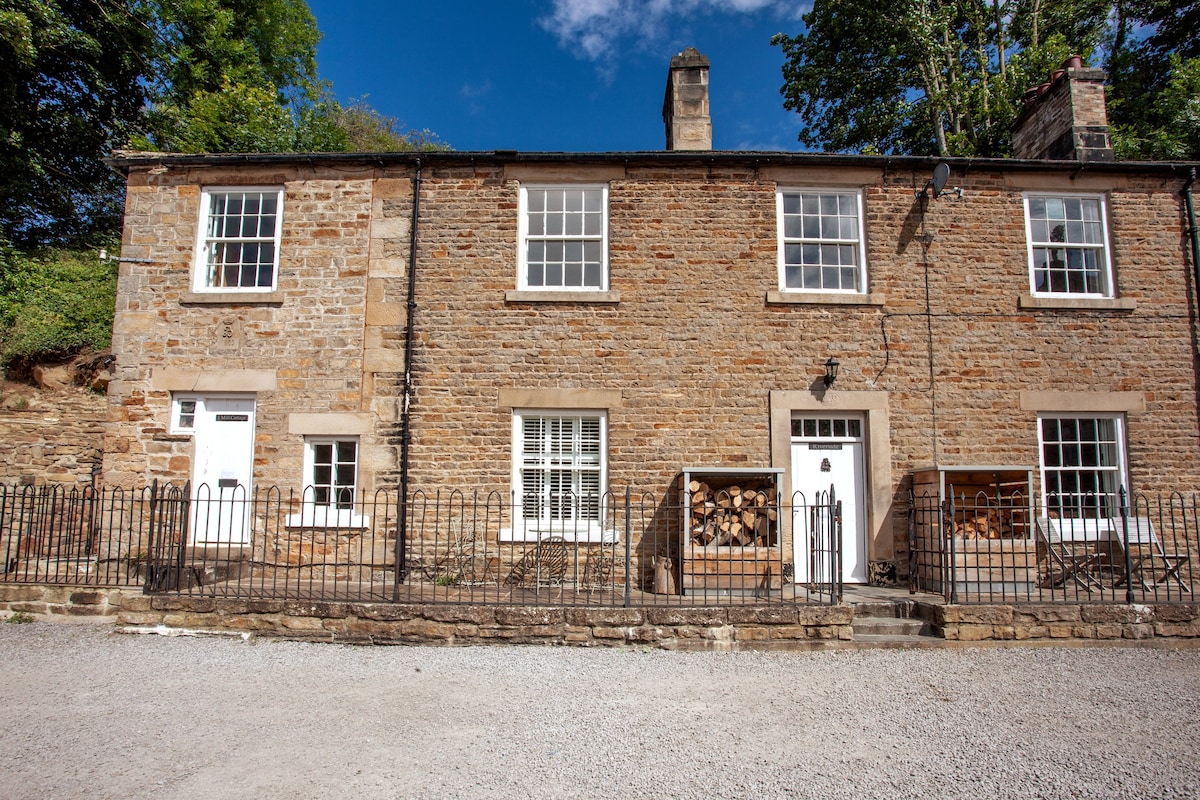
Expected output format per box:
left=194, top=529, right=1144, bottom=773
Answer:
left=0, top=0, right=154, bottom=246
left=137, top=0, right=322, bottom=152
left=773, top=0, right=1193, bottom=159
left=297, top=97, right=450, bottom=153
left=1106, top=0, right=1200, bottom=159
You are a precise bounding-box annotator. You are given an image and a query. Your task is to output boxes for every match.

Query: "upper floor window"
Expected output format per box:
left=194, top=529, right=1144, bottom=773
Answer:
left=777, top=189, right=866, bottom=293
left=194, top=187, right=283, bottom=292
left=1025, top=194, right=1112, bottom=297
left=519, top=185, right=607, bottom=291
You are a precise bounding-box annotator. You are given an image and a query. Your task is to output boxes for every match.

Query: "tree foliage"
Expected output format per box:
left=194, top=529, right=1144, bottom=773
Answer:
left=1, top=0, right=448, bottom=247
left=0, top=0, right=154, bottom=246
left=1106, top=0, right=1200, bottom=160
left=0, top=0, right=447, bottom=373
left=773, top=0, right=1198, bottom=159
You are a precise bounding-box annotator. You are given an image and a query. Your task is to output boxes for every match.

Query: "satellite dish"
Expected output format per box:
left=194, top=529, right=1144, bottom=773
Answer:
left=930, top=162, right=951, bottom=198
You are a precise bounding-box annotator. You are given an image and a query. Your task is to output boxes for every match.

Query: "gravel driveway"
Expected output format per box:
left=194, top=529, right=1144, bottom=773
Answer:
left=1, top=621, right=1197, bottom=800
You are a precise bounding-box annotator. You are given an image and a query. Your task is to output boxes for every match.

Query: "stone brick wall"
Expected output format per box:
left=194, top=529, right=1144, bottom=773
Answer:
left=1012, top=67, right=1111, bottom=160
left=104, top=166, right=376, bottom=489
left=115, top=595, right=853, bottom=648
left=929, top=603, right=1200, bottom=641
left=104, top=152, right=1200, bottom=578
left=0, top=389, right=107, bottom=485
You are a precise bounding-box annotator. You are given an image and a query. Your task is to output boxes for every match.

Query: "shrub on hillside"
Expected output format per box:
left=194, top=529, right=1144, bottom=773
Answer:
left=0, top=242, right=117, bottom=379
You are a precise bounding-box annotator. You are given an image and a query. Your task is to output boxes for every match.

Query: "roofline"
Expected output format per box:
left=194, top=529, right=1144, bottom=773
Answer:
left=105, top=149, right=1199, bottom=176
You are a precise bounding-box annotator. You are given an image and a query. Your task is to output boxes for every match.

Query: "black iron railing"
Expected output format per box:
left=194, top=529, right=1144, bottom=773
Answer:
left=1, top=483, right=843, bottom=606
left=909, top=487, right=1197, bottom=604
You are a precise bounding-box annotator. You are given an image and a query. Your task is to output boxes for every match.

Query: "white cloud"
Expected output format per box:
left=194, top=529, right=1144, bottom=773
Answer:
left=540, top=0, right=781, bottom=62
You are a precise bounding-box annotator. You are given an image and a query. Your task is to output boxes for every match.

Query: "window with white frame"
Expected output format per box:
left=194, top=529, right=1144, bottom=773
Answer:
left=1025, top=194, right=1112, bottom=297
left=194, top=187, right=283, bottom=292
left=171, top=394, right=197, bottom=433
left=511, top=411, right=607, bottom=539
left=519, top=185, right=607, bottom=291
left=1038, top=415, right=1127, bottom=522
left=777, top=189, right=866, bottom=293
left=290, top=437, right=367, bottom=528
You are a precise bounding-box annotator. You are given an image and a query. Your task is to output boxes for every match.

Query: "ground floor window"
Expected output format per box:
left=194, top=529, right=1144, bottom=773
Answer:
left=1038, top=415, right=1126, bottom=520
left=306, top=438, right=359, bottom=508
left=511, top=410, right=606, bottom=539
left=290, top=437, right=365, bottom=528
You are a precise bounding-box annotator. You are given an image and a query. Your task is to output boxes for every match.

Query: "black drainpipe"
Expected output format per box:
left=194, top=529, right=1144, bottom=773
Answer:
left=1186, top=168, right=1200, bottom=318
left=1185, top=168, right=1200, bottom=457
left=395, top=158, right=422, bottom=595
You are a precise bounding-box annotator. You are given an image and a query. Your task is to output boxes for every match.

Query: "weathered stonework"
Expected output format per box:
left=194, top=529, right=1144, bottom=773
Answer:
left=111, top=596, right=857, bottom=648
left=927, top=602, right=1200, bottom=641
left=102, top=150, right=1200, bottom=583
left=0, top=390, right=107, bottom=485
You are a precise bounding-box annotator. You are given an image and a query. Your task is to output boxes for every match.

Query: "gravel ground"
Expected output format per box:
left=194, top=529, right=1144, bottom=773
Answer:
left=1, top=622, right=1198, bottom=800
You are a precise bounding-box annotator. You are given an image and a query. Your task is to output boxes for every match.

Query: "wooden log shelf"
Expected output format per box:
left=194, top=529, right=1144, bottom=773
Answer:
left=676, top=467, right=784, bottom=594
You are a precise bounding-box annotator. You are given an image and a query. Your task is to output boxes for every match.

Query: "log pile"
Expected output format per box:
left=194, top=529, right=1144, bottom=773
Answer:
left=687, top=480, right=778, bottom=547
left=948, top=507, right=1019, bottom=539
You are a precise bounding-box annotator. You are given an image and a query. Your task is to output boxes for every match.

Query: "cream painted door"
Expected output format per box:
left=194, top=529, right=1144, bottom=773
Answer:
left=190, top=395, right=256, bottom=544
left=791, top=415, right=867, bottom=583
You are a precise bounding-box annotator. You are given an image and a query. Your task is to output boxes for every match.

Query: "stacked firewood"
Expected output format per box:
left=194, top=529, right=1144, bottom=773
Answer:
left=948, top=507, right=1017, bottom=539
left=687, top=480, right=778, bottom=547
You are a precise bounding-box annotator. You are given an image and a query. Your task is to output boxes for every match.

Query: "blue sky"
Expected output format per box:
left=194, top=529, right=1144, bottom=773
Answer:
left=305, top=0, right=812, bottom=153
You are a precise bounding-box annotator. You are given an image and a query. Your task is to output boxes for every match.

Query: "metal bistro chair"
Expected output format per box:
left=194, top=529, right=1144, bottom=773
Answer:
left=1036, top=517, right=1104, bottom=591
left=1108, top=517, right=1191, bottom=594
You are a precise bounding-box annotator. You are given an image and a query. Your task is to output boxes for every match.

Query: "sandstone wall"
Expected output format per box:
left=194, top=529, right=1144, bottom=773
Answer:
left=102, top=154, right=1200, bottom=576
left=0, top=389, right=107, bottom=485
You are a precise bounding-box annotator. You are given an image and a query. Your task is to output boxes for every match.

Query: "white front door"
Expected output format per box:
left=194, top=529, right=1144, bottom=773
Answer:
left=190, top=395, right=256, bottom=544
left=791, top=415, right=867, bottom=583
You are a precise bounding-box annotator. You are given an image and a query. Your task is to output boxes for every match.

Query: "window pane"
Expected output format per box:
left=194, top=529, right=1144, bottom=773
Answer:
left=565, top=212, right=583, bottom=236
left=584, top=262, right=601, bottom=287
left=584, top=212, right=601, bottom=236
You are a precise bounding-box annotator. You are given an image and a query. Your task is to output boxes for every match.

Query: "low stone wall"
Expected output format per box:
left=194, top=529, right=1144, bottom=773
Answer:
left=0, top=584, right=128, bottom=618
left=115, top=596, right=854, bottom=650
left=923, top=603, right=1200, bottom=641
left=6, top=583, right=1199, bottom=647
left=0, top=389, right=107, bottom=486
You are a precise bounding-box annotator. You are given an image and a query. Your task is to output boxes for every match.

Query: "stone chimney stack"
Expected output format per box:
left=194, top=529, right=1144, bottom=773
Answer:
left=1012, top=56, right=1113, bottom=161
left=663, top=47, right=712, bottom=150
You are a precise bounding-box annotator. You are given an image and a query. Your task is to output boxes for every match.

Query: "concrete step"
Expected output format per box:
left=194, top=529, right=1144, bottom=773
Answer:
left=851, top=600, right=917, bottom=618
left=850, top=598, right=940, bottom=641
left=852, top=615, right=935, bottom=637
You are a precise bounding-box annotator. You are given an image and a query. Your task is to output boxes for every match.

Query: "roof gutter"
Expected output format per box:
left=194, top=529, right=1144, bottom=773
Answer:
left=103, top=149, right=1199, bottom=177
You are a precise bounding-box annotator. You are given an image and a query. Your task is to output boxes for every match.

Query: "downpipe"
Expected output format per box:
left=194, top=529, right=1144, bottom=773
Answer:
left=395, top=158, right=422, bottom=598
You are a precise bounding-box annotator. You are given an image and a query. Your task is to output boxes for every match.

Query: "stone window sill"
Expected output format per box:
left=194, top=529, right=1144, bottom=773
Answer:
left=151, top=434, right=192, bottom=443
left=505, top=290, right=621, bottom=304
left=765, top=291, right=885, bottom=307
left=1018, top=295, right=1136, bottom=311
left=181, top=291, right=284, bottom=306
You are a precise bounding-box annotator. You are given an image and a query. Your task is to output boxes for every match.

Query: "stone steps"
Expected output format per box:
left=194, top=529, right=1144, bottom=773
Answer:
left=851, top=599, right=940, bottom=643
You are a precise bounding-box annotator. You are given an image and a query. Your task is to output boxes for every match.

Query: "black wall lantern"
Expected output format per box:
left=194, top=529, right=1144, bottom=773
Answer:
left=823, top=356, right=840, bottom=388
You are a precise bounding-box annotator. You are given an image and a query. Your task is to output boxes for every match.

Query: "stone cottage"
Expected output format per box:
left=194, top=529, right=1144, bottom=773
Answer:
left=103, top=49, right=1200, bottom=586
